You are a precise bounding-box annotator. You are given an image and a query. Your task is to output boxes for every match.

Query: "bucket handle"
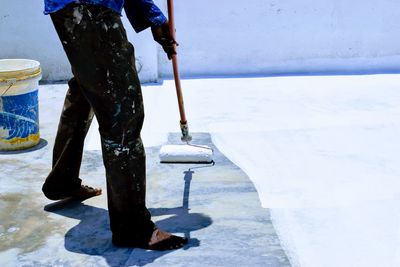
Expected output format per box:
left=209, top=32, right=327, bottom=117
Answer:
left=1, top=79, right=17, bottom=97
left=0, top=68, right=41, bottom=97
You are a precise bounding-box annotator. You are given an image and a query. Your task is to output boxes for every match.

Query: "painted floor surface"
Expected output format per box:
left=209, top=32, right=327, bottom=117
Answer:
left=0, top=132, right=290, bottom=266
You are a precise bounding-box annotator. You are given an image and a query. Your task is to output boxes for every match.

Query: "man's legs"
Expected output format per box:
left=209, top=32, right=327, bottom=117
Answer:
left=48, top=4, right=155, bottom=244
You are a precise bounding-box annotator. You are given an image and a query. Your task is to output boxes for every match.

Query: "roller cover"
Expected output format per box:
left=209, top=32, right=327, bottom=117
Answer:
left=159, top=144, right=213, bottom=163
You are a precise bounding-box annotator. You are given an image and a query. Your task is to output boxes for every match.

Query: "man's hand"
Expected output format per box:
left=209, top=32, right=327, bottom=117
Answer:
left=151, top=21, right=178, bottom=60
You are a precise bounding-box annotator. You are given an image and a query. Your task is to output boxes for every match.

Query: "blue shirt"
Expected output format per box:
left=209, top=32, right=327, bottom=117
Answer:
left=44, top=0, right=167, bottom=32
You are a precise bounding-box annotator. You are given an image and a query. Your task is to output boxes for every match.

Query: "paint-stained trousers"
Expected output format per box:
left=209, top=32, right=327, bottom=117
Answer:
left=42, top=3, right=155, bottom=244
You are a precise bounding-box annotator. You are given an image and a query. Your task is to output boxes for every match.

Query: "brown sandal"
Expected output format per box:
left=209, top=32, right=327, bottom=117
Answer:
left=71, top=185, right=102, bottom=199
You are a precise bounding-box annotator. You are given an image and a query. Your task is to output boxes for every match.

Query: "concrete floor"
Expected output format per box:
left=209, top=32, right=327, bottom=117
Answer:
left=3, top=74, right=400, bottom=266
left=0, top=133, right=290, bottom=266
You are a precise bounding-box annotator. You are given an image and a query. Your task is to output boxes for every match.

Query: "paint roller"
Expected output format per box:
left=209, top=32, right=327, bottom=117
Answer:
left=159, top=0, right=214, bottom=164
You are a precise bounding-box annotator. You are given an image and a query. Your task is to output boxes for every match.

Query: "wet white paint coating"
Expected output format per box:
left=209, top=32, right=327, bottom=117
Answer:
left=159, top=145, right=213, bottom=163
left=90, top=74, right=400, bottom=267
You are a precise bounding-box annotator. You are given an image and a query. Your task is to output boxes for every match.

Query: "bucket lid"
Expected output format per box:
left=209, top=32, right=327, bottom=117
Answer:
left=0, top=59, right=41, bottom=83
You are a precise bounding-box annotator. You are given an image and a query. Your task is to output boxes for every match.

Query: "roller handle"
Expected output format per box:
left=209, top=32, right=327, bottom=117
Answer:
left=167, top=0, right=192, bottom=142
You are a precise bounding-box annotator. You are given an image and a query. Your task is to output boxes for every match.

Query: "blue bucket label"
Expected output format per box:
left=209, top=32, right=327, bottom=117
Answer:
left=0, top=90, right=39, bottom=140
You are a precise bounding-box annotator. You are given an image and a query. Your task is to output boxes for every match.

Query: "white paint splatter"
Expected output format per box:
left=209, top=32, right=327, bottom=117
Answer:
left=114, top=147, right=130, bottom=156
left=0, top=127, right=10, bottom=138
left=72, top=8, right=83, bottom=24
left=7, top=227, right=19, bottom=233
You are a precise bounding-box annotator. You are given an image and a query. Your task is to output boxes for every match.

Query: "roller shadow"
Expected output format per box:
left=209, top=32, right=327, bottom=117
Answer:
left=44, top=167, right=212, bottom=267
left=149, top=165, right=214, bottom=241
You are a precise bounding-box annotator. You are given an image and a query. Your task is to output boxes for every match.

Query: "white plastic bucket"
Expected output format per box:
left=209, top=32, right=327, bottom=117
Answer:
left=0, top=59, right=42, bottom=151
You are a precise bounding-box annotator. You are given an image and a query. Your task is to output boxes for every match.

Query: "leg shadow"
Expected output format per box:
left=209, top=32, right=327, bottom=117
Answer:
left=44, top=167, right=212, bottom=266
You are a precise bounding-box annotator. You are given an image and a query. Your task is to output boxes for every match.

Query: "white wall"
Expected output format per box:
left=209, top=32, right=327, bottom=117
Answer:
left=158, top=0, right=400, bottom=77
left=1, top=0, right=400, bottom=82
left=0, top=0, right=158, bottom=82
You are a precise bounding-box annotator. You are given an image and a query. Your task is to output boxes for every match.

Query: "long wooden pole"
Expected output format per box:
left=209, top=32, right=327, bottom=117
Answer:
left=167, top=0, right=191, bottom=141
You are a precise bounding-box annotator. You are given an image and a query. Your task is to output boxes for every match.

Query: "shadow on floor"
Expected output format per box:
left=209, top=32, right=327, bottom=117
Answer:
left=149, top=167, right=214, bottom=241
left=44, top=168, right=212, bottom=267
left=0, top=139, right=48, bottom=155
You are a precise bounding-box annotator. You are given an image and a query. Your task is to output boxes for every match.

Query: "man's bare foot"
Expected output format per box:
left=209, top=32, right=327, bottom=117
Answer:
left=43, top=184, right=102, bottom=201
left=147, top=229, right=188, bottom=251
left=112, top=228, right=188, bottom=249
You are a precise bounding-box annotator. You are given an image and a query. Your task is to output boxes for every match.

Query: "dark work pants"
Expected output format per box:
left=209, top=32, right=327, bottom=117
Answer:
left=42, top=3, right=155, bottom=244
